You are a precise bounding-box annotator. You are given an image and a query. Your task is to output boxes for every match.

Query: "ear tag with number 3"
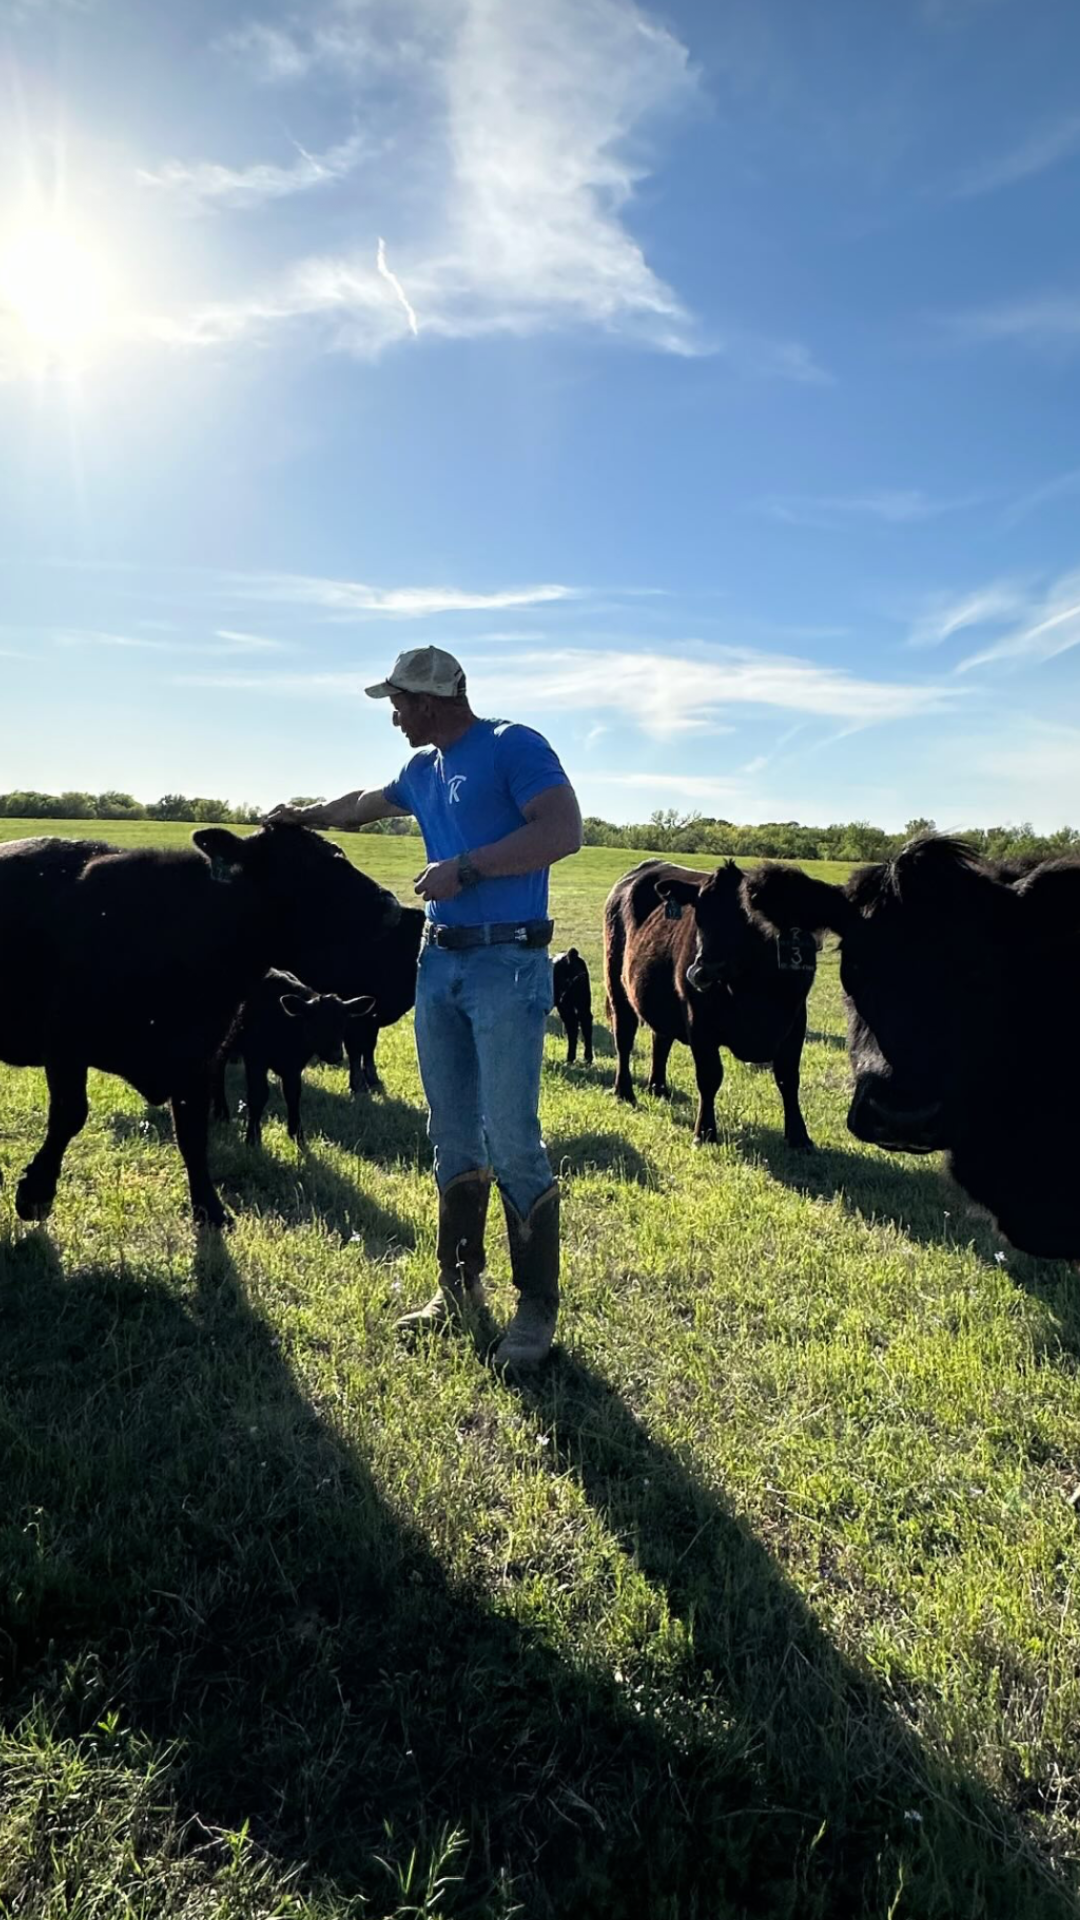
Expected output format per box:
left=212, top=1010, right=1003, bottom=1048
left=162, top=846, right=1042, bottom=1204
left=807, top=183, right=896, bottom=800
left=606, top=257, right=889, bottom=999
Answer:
left=664, top=896, right=683, bottom=921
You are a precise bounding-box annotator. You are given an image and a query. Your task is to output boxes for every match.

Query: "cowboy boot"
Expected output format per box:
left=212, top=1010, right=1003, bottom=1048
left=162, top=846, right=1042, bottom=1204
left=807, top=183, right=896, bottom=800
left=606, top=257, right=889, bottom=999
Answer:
left=396, top=1168, right=492, bottom=1336
left=494, top=1184, right=560, bottom=1370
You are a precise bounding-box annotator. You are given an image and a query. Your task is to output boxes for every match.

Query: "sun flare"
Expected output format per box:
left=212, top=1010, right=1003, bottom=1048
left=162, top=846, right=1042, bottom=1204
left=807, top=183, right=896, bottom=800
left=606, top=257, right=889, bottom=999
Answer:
left=0, top=218, right=120, bottom=367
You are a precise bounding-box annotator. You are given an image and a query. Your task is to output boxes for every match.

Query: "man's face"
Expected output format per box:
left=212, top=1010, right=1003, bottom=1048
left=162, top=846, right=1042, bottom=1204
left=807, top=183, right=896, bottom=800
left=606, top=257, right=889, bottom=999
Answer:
left=389, top=690, right=436, bottom=747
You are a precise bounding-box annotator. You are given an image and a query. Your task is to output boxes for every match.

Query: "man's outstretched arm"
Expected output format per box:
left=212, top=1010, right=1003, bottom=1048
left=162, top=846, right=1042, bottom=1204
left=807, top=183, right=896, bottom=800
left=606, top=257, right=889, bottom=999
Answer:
left=264, top=788, right=409, bottom=831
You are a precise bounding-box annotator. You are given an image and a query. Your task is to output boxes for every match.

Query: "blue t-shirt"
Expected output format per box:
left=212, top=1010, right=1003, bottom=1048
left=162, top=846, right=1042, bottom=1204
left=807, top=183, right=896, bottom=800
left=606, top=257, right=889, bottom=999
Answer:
left=383, top=717, right=570, bottom=927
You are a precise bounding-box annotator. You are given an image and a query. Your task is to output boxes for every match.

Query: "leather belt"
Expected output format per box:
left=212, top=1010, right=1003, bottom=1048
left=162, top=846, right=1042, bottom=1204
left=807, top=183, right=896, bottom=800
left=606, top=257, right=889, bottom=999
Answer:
left=422, top=918, right=554, bottom=951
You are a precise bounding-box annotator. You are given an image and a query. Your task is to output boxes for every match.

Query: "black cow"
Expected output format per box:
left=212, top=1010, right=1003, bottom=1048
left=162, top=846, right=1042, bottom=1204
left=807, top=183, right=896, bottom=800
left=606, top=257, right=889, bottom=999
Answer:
left=213, top=970, right=373, bottom=1147
left=552, top=948, right=594, bottom=1065
left=0, top=828, right=399, bottom=1228
left=286, top=903, right=425, bottom=1095
left=604, top=859, right=819, bottom=1149
left=744, top=835, right=1080, bottom=1259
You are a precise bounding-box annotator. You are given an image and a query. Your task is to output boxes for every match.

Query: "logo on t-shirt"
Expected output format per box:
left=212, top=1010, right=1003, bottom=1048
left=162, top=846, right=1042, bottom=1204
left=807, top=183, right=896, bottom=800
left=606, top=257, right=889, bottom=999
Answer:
left=447, top=774, right=468, bottom=804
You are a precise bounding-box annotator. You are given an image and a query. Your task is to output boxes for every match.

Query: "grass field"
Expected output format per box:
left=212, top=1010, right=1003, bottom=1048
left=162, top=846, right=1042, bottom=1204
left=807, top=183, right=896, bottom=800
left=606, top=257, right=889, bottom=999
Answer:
left=2, top=819, right=1080, bottom=1919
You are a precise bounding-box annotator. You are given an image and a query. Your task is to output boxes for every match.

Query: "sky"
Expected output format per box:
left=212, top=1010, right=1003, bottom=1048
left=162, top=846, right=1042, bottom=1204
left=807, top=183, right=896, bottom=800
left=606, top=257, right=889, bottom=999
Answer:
left=2, top=0, right=1080, bottom=829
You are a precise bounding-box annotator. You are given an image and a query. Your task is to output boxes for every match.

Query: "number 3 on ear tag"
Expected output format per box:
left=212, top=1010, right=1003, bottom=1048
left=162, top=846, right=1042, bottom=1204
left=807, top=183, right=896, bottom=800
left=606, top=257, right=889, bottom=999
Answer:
left=664, top=897, right=683, bottom=921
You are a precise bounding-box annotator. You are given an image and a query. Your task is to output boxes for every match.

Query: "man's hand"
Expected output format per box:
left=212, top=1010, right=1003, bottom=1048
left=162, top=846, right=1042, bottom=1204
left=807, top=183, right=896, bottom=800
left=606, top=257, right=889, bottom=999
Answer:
left=262, top=802, right=320, bottom=828
left=414, top=859, right=462, bottom=903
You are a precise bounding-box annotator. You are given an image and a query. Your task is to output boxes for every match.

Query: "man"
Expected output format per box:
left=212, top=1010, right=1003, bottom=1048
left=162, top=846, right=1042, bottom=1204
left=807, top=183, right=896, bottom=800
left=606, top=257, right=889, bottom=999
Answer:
left=266, top=645, right=582, bottom=1368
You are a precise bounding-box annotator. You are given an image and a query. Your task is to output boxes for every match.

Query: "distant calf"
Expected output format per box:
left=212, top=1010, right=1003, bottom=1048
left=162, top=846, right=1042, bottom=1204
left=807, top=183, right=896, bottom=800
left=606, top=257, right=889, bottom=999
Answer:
left=604, top=859, right=819, bottom=1149
left=552, top=948, right=594, bottom=1065
left=214, top=970, right=372, bottom=1148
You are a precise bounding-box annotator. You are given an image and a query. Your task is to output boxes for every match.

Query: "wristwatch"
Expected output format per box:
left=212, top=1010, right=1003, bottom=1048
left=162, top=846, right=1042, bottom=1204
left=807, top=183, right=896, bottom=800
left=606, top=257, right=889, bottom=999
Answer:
left=457, top=853, right=482, bottom=889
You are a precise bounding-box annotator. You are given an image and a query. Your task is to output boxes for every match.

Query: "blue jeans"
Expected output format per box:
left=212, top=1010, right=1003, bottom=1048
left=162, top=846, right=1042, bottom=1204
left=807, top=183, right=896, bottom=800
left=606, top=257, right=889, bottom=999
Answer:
left=414, top=942, right=555, bottom=1217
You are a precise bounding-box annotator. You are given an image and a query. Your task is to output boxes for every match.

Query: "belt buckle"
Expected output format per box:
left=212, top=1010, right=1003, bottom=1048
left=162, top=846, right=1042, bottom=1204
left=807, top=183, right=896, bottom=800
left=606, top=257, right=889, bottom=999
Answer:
left=513, top=925, right=528, bottom=944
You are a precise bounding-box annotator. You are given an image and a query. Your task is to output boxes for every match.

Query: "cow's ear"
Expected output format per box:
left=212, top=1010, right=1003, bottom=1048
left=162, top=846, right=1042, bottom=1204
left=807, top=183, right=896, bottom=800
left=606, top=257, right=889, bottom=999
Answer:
left=279, top=993, right=309, bottom=1020
left=343, top=994, right=376, bottom=1018
left=742, top=863, right=851, bottom=937
left=194, top=828, right=246, bottom=865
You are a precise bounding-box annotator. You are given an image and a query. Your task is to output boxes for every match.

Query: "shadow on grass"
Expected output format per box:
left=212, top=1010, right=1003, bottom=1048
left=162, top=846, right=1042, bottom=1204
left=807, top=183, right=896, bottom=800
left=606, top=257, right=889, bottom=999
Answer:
left=738, top=1126, right=1079, bottom=1346
left=547, top=1130, right=657, bottom=1188
left=806, top=1028, right=848, bottom=1052
left=0, top=1228, right=1074, bottom=1918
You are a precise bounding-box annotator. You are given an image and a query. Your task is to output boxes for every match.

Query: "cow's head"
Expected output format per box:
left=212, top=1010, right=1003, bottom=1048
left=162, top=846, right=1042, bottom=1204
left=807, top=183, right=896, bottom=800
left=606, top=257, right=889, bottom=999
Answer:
left=193, top=825, right=402, bottom=943
left=280, top=986, right=375, bottom=1065
left=654, top=862, right=767, bottom=993
left=747, top=838, right=1080, bottom=1255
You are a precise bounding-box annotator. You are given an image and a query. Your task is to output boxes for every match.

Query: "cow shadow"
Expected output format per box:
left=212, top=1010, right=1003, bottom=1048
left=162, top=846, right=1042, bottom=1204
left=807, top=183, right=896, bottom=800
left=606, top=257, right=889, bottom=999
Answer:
left=806, top=1027, right=848, bottom=1052
left=276, top=1078, right=431, bottom=1171
left=0, top=1229, right=1073, bottom=1919
left=737, top=1124, right=1045, bottom=1270
left=107, top=1104, right=176, bottom=1148
left=211, top=1133, right=416, bottom=1256
left=547, top=1131, right=657, bottom=1188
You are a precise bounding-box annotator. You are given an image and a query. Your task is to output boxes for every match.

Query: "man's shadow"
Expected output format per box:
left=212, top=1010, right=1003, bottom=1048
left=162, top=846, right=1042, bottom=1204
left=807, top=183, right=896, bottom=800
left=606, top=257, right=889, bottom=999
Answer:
left=1, top=1230, right=1073, bottom=1920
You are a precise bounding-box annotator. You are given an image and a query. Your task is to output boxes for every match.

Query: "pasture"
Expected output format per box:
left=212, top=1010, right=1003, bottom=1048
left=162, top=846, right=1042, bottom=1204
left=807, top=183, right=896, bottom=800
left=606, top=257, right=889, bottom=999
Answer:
left=2, top=819, right=1080, bottom=1919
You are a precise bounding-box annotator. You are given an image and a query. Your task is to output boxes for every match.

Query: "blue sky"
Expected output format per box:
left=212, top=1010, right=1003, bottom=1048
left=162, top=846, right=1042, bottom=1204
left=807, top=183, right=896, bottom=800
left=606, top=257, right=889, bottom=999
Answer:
left=2, top=0, right=1079, bottom=827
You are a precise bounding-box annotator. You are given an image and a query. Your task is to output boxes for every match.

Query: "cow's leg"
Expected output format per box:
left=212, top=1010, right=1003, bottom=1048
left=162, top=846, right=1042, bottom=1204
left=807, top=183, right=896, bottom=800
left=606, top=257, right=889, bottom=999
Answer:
left=211, top=1052, right=230, bottom=1124
left=282, top=1068, right=306, bottom=1148
left=773, top=1004, right=814, bottom=1152
left=689, top=1033, right=723, bottom=1145
left=582, top=1009, right=594, bottom=1066
left=647, top=1032, right=675, bottom=1097
left=364, top=1035, right=383, bottom=1094
left=564, top=1011, right=579, bottom=1065
left=16, top=1058, right=90, bottom=1221
left=243, top=1058, right=270, bottom=1148
left=608, top=978, right=638, bottom=1104
left=171, top=1072, right=231, bottom=1230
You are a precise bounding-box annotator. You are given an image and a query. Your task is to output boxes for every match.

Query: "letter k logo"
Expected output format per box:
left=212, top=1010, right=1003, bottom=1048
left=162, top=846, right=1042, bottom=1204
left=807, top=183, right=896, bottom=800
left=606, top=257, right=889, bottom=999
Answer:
left=448, top=775, right=467, bottom=804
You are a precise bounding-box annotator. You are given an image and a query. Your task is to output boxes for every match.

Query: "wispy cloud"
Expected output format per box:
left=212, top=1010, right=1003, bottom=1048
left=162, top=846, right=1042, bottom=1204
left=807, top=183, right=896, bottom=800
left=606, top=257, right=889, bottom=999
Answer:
left=50, top=628, right=292, bottom=656
left=375, top=237, right=419, bottom=337
left=944, top=295, right=1080, bottom=352
left=225, top=573, right=577, bottom=616
left=1001, top=467, right=1080, bottom=528
left=956, top=570, right=1080, bottom=673
left=761, top=488, right=981, bottom=528
left=136, top=131, right=370, bottom=211
left=906, top=581, right=1027, bottom=649
left=143, top=0, right=823, bottom=378
left=949, top=116, right=1080, bottom=200
left=175, top=643, right=961, bottom=739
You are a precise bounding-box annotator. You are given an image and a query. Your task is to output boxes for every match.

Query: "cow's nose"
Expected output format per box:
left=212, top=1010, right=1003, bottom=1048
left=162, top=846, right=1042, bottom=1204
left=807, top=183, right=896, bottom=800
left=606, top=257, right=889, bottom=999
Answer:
left=848, top=1074, right=944, bottom=1154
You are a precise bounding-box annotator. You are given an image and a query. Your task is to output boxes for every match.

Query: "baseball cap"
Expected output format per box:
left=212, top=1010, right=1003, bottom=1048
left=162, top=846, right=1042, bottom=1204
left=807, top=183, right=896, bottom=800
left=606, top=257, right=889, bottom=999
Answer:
left=365, top=646, right=466, bottom=700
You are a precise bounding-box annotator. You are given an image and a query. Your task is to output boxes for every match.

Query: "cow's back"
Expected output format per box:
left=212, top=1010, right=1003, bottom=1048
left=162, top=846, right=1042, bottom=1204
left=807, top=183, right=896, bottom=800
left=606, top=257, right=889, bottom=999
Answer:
left=0, top=837, right=115, bottom=1066
left=604, top=860, right=698, bottom=1038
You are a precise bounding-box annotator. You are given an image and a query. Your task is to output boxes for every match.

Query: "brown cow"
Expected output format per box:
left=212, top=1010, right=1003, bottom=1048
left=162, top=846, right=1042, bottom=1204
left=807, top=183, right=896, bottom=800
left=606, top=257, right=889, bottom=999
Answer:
left=604, top=858, right=819, bottom=1149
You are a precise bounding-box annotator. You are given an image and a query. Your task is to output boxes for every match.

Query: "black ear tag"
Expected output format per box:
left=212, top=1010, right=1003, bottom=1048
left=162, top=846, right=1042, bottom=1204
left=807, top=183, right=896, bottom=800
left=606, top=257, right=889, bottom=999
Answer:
left=210, top=856, right=239, bottom=885
left=664, top=897, right=683, bottom=921
left=777, top=928, right=816, bottom=972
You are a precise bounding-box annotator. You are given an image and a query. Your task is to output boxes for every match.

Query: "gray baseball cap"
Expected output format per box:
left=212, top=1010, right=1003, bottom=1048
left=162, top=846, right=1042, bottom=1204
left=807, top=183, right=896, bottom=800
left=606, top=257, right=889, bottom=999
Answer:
left=365, top=646, right=466, bottom=700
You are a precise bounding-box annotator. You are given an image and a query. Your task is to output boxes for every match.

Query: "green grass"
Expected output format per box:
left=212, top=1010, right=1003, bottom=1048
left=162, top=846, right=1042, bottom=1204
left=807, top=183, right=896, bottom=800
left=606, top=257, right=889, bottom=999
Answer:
left=2, top=819, right=1080, bottom=1917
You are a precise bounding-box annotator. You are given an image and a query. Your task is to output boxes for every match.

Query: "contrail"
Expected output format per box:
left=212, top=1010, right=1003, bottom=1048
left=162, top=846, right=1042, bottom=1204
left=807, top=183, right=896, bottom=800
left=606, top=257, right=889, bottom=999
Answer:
left=377, top=236, right=419, bottom=337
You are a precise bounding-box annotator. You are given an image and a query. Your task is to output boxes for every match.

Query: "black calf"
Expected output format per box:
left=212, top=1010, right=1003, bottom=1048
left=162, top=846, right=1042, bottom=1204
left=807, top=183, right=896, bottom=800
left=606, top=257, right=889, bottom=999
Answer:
left=214, top=970, right=372, bottom=1148
left=552, top=948, right=594, bottom=1065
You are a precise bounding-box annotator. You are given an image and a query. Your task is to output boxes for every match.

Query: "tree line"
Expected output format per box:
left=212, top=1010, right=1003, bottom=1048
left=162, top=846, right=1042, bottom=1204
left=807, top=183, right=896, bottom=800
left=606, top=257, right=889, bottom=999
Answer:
left=3, top=791, right=1078, bottom=865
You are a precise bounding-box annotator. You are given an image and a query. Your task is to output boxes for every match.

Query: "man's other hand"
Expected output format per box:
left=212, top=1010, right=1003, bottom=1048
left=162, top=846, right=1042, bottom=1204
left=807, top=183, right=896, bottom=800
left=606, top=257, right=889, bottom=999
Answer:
left=414, top=859, right=462, bottom=903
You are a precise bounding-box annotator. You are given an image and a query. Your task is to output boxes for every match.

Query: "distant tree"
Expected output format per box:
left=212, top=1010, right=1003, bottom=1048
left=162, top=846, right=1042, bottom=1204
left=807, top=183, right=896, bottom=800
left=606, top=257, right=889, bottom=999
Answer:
left=95, top=791, right=143, bottom=820
left=149, top=794, right=192, bottom=820
left=287, top=795, right=324, bottom=809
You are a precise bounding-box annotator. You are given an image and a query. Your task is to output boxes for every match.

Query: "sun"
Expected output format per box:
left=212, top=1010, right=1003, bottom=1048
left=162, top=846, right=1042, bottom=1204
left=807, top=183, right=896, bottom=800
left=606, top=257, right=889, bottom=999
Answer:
left=0, top=218, right=119, bottom=368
